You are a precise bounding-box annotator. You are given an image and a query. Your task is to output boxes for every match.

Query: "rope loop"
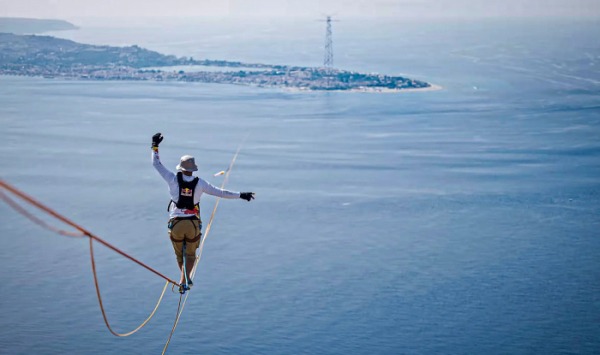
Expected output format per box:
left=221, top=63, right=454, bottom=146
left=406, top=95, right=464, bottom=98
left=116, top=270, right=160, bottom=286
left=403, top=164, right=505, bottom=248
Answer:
left=0, top=179, right=177, bottom=337
left=0, top=134, right=247, bottom=351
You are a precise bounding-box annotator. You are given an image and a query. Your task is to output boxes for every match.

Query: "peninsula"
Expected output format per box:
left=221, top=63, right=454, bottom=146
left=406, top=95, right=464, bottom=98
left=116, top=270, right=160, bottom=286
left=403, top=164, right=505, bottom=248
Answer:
left=0, top=33, right=432, bottom=92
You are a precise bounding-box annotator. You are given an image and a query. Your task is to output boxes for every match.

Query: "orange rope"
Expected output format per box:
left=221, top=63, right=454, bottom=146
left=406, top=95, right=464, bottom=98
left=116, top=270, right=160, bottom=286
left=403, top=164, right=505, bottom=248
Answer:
left=0, top=178, right=179, bottom=337
left=0, top=190, right=85, bottom=238
left=0, top=136, right=247, bottom=348
left=0, top=179, right=179, bottom=287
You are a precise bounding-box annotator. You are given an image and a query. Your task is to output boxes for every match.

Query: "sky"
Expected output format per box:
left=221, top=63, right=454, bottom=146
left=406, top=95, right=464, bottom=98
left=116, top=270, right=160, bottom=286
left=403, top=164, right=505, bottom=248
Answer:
left=0, top=0, right=599, bottom=19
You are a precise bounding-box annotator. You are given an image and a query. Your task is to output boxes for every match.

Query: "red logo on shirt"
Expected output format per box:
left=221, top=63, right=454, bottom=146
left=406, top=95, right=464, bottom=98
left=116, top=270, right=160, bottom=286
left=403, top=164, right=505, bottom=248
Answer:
left=181, top=188, right=193, bottom=197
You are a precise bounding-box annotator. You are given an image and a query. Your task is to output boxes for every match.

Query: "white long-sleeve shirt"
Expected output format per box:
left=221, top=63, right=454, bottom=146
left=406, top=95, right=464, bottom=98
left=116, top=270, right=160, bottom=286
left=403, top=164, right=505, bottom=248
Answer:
left=152, top=149, right=240, bottom=218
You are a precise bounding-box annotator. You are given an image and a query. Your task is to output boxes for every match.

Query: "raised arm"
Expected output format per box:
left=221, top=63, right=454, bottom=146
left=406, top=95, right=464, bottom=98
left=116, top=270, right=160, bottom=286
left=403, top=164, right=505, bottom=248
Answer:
left=151, top=132, right=176, bottom=183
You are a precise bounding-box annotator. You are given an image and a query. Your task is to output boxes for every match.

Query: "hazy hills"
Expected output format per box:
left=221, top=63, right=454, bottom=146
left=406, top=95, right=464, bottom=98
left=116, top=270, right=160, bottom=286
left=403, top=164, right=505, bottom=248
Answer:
left=0, top=17, right=78, bottom=34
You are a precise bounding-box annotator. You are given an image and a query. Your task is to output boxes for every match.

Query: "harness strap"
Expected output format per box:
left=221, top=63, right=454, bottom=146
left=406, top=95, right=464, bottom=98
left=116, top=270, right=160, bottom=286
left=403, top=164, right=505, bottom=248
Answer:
left=168, top=218, right=202, bottom=244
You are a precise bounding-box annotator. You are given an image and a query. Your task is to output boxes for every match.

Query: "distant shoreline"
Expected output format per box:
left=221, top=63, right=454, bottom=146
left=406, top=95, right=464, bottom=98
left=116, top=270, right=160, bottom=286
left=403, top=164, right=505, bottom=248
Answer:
left=349, top=83, right=443, bottom=93
left=0, top=32, right=434, bottom=92
left=283, top=83, right=442, bottom=93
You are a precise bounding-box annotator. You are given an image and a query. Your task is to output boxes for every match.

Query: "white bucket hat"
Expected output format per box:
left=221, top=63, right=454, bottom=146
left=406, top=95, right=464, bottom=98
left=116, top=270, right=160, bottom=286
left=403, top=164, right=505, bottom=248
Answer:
left=176, top=155, right=198, bottom=172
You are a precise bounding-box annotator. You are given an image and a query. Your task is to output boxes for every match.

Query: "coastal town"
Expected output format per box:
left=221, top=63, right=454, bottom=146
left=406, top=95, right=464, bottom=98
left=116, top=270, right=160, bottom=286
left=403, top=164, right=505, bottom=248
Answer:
left=0, top=32, right=431, bottom=91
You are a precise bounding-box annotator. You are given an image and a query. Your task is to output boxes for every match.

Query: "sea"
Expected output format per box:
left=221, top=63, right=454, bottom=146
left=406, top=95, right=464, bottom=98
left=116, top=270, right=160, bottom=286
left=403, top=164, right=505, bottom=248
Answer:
left=0, top=16, right=599, bottom=354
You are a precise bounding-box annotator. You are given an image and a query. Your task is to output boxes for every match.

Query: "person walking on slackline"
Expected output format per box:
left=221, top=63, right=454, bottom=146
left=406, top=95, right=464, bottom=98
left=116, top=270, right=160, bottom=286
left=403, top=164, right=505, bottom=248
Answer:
left=151, top=133, right=255, bottom=294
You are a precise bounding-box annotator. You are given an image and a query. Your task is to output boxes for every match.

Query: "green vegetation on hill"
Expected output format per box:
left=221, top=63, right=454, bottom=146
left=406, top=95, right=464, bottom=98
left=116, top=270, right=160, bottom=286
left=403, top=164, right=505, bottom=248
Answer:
left=0, top=33, right=184, bottom=67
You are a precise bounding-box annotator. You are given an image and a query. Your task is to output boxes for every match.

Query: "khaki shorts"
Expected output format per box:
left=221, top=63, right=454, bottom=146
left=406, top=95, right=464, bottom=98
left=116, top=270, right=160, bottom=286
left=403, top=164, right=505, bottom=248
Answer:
left=168, top=218, right=201, bottom=264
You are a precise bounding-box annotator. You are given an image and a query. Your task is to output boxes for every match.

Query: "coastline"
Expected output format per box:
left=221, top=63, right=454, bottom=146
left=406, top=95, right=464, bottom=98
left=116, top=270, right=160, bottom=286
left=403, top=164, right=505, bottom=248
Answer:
left=348, top=83, right=443, bottom=93
left=0, top=72, right=440, bottom=93
left=1, top=33, right=435, bottom=93
left=283, top=83, right=442, bottom=93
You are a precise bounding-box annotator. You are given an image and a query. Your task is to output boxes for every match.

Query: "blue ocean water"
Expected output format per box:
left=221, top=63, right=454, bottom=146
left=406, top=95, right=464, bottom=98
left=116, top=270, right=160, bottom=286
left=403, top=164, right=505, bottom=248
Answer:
left=1, top=17, right=599, bottom=354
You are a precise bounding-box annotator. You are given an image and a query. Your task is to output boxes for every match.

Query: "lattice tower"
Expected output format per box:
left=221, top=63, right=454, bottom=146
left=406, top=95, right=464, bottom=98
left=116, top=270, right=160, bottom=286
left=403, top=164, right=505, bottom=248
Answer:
left=324, top=16, right=334, bottom=69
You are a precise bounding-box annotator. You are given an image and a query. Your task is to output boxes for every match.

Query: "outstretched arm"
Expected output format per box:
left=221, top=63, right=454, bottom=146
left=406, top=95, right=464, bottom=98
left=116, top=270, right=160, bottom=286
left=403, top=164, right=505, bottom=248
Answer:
left=199, top=180, right=255, bottom=201
left=200, top=179, right=241, bottom=199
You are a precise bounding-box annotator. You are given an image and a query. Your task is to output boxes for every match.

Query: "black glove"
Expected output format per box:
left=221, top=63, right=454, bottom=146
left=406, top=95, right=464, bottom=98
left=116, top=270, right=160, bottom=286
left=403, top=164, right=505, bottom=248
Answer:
left=240, top=192, right=255, bottom=202
left=152, top=132, right=163, bottom=148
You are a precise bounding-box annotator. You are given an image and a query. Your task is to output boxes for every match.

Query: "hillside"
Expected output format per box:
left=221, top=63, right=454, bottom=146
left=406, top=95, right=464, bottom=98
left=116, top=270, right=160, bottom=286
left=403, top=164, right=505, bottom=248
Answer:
left=0, top=33, right=184, bottom=67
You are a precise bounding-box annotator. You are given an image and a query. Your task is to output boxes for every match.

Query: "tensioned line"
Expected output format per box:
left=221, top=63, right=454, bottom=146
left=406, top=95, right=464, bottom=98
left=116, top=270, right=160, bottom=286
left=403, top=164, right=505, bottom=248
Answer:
left=0, top=136, right=249, bottom=348
left=162, top=137, right=247, bottom=354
